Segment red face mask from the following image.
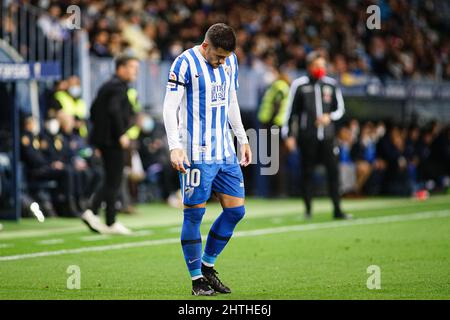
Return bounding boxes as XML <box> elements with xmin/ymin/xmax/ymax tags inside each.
<box><xmin>311</xmin><ymin>67</ymin><xmax>326</xmax><ymax>79</ymax></box>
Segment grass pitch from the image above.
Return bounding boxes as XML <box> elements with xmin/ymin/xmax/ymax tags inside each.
<box><xmin>0</xmin><ymin>195</ymin><xmax>449</xmax><ymax>299</ymax></box>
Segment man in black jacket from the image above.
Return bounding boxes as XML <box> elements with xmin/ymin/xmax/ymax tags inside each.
<box><xmin>20</xmin><ymin>115</ymin><xmax>78</xmax><ymax>217</ymax></box>
<box><xmin>82</xmin><ymin>55</ymin><xmax>139</xmax><ymax>234</ymax></box>
<box><xmin>283</xmin><ymin>51</ymin><xmax>351</xmax><ymax>220</ymax></box>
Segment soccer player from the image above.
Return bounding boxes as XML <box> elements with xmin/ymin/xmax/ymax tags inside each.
<box><xmin>163</xmin><ymin>23</ymin><xmax>252</xmax><ymax>296</ymax></box>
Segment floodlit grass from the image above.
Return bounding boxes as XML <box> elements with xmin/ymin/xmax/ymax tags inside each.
<box><xmin>0</xmin><ymin>195</ymin><xmax>449</xmax><ymax>299</ymax></box>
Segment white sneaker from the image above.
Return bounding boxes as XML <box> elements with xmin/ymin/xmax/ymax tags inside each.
<box><xmin>103</xmin><ymin>222</ymin><xmax>132</xmax><ymax>235</ymax></box>
<box><xmin>30</xmin><ymin>202</ymin><xmax>45</xmax><ymax>223</ymax></box>
<box><xmin>81</xmin><ymin>209</ymin><xmax>108</xmax><ymax>233</ymax></box>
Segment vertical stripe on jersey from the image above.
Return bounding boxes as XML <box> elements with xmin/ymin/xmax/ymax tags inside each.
<box><xmin>232</xmin><ymin>53</ymin><xmax>239</xmax><ymax>90</ymax></box>
<box><xmin>212</xmin><ymin>67</ymin><xmax>223</xmax><ymax>160</ymax></box>
<box><xmin>189</xmin><ymin>49</ymin><xmax>206</xmax><ymax>161</ymax></box>
<box><xmin>217</xmin><ymin>66</ymin><xmax>228</xmax><ymax>159</ymax></box>
<box><xmin>224</xmin><ymin>57</ymin><xmax>235</xmax><ymax>158</ymax></box>
<box><xmin>170</xmin><ymin>57</ymin><xmax>184</xmax><ymax>91</ymax></box>
<box><xmin>185</xmin><ymin>49</ymin><xmax>197</xmax><ymax>161</ymax></box>
<box><xmin>176</xmin><ymin>56</ymin><xmax>190</xmax><ymax>156</ymax></box>
<box><xmin>192</xmin><ymin>47</ymin><xmax>212</xmax><ymax>161</ymax></box>
<box><xmin>211</xmin><ymin>106</ymin><xmax>217</xmax><ymax>159</ymax></box>
<box><xmin>205</xmin><ymin>62</ymin><xmax>217</xmax><ymax>161</ymax></box>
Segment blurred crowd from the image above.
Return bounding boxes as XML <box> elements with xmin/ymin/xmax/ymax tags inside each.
<box><xmin>19</xmin><ymin>77</ymin><xmax>181</xmax><ymax>218</ymax></box>
<box><xmin>9</xmin><ymin>0</ymin><xmax>448</xmax><ymax>82</ymax></box>
<box><xmin>2</xmin><ymin>0</ymin><xmax>450</xmax><ymax>219</ymax></box>
<box><xmin>16</xmin><ymin>75</ymin><xmax>450</xmax><ymax>219</ymax></box>
<box><xmin>254</xmin><ymin>69</ymin><xmax>450</xmax><ymax>200</ymax></box>
<box><xmin>336</xmin><ymin>119</ymin><xmax>450</xmax><ymax>197</ymax></box>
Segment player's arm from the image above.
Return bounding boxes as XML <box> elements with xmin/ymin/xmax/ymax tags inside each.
<box><xmin>163</xmin><ymin>59</ymin><xmax>190</xmax><ymax>173</ymax></box>
<box><xmin>229</xmin><ymin>90</ymin><xmax>251</xmax><ymax>167</ymax></box>
<box><xmin>228</xmin><ymin>55</ymin><xmax>251</xmax><ymax>167</ymax></box>
<box><xmin>109</xmin><ymin>90</ymin><xmax>130</xmax><ymax>149</ymax></box>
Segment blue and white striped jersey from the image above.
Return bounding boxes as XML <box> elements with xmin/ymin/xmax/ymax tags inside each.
<box><xmin>163</xmin><ymin>45</ymin><xmax>247</xmax><ymax>163</ymax></box>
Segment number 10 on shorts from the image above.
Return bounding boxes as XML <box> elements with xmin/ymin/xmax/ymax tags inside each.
<box><xmin>185</xmin><ymin>168</ymin><xmax>201</xmax><ymax>187</ymax></box>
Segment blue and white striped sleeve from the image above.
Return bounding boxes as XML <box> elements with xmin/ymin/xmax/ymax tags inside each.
<box><xmin>230</xmin><ymin>53</ymin><xmax>239</xmax><ymax>91</ymax></box>
<box><xmin>167</xmin><ymin>55</ymin><xmax>190</xmax><ymax>91</ymax></box>
<box><xmin>228</xmin><ymin>53</ymin><xmax>248</xmax><ymax>145</ymax></box>
<box><xmin>163</xmin><ymin>55</ymin><xmax>190</xmax><ymax>151</ymax></box>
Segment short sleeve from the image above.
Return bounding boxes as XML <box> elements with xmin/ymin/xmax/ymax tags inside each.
<box><xmin>167</xmin><ymin>55</ymin><xmax>190</xmax><ymax>91</ymax></box>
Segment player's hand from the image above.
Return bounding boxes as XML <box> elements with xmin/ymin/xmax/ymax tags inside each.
<box><xmin>119</xmin><ymin>134</ymin><xmax>130</xmax><ymax>149</ymax></box>
<box><xmin>285</xmin><ymin>136</ymin><xmax>297</xmax><ymax>153</ymax></box>
<box><xmin>170</xmin><ymin>148</ymin><xmax>190</xmax><ymax>173</ymax></box>
<box><xmin>315</xmin><ymin>113</ymin><xmax>331</xmax><ymax>127</ymax></box>
<box><xmin>240</xmin><ymin>143</ymin><xmax>252</xmax><ymax>167</ymax></box>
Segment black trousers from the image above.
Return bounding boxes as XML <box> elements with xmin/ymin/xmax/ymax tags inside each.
<box><xmin>298</xmin><ymin>137</ymin><xmax>342</xmax><ymax>216</ymax></box>
<box><xmin>31</xmin><ymin>166</ymin><xmax>78</xmax><ymax>216</ymax></box>
<box><xmin>91</xmin><ymin>146</ymin><xmax>125</xmax><ymax>226</ymax></box>
<box><xmin>32</xmin><ymin>166</ymin><xmax>74</xmax><ymax>197</ymax></box>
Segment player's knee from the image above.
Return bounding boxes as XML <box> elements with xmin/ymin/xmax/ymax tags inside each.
<box><xmin>183</xmin><ymin>207</ymin><xmax>206</xmax><ymax>224</ymax></box>
<box><xmin>223</xmin><ymin>205</ymin><xmax>245</xmax><ymax>223</ymax></box>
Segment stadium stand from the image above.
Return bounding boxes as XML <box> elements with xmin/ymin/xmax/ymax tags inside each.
<box><xmin>0</xmin><ymin>0</ymin><xmax>449</xmax><ymax>220</ymax></box>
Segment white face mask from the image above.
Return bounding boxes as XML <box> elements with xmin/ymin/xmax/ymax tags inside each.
<box><xmin>141</xmin><ymin>116</ymin><xmax>155</xmax><ymax>133</ymax></box>
<box><xmin>68</xmin><ymin>85</ymin><xmax>82</xmax><ymax>98</ymax></box>
<box><xmin>376</xmin><ymin>126</ymin><xmax>386</xmax><ymax>138</ymax></box>
<box><xmin>45</xmin><ymin>119</ymin><xmax>60</xmax><ymax>135</ymax></box>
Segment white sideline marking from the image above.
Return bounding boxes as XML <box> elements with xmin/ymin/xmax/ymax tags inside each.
<box><xmin>80</xmin><ymin>235</ymin><xmax>111</xmax><ymax>242</ymax></box>
<box><xmin>2</xmin><ymin>196</ymin><xmax>449</xmax><ymax>240</ymax></box>
<box><xmin>130</xmin><ymin>230</ymin><xmax>153</xmax><ymax>237</ymax></box>
<box><xmin>167</xmin><ymin>227</ymin><xmax>182</xmax><ymax>233</ymax></box>
<box><xmin>1</xmin><ymin>210</ymin><xmax>449</xmax><ymax>262</ymax></box>
<box><xmin>80</xmin><ymin>230</ymin><xmax>153</xmax><ymax>242</ymax></box>
<box><xmin>37</xmin><ymin>239</ymin><xmax>65</xmax><ymax>245</ymax></box>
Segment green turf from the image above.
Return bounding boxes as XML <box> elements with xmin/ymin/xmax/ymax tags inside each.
<box><xmin>0</xmin><ymin>195</ymin><xmax>449</xmax><ymax>299</ymax></box>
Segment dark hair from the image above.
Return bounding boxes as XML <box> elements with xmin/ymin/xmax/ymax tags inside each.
<box><xmin>205</xmin><ymin>23</ymin><xmax>236</xmax><ymax>52</ymax></box>
<box><xmin>115</xmin><ymin>55</ymin><xmax>139</xmax><ymax>70</ymax></box>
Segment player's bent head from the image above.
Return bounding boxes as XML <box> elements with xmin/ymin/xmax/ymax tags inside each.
<box><xmin>115</xmin><ymin>55</ymin><xmax>140</xmax><ymax>82</ymax></box>
<box><xmin>203</xmin><ymin>23</ymin><xmax>236</xmax><ymax>68</ymax></box>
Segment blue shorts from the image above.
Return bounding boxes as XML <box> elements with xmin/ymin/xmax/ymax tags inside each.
<box><xmin>179</xmin><ymin>157</ymin><xmax>245</xmax><ymax>206</ymax></box>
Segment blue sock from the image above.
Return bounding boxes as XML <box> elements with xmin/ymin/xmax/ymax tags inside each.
<box><xmin>203</xmin><ymin>205</ymin><xmax>245</xmax><ymax>266</ymax></box>
<box><xmin>181</xmin><ymin>207</ymin><xmax>206</xmax><ymax>279</ymax></box>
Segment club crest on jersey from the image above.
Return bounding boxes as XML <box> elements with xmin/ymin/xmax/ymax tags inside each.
<box><xmin>211</xmin><ymin>81</ymin><xmax>226</xmax><ymax>105</ymax></box>
<box><xmin>184</xmin><ymin>186</ymin><xmax>195</xmax><ymax>198</ymax></box>
<box><xmin>322</xmin><ymin>85</ymin><xmax>333</xmax><ymax>104</ymax></box>
<box><xmin>223</xmin><ymin>65</ymin><xmax>231</xmax><ymax>75</ymax></box>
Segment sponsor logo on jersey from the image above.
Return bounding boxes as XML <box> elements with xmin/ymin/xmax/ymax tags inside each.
<box><xmin>211</xmin><ymin>81</ymin><xmax>226</xmax><ymax>105</ymax></box>
<box><xmin>184</xmin><ymin>186</ymin><xmax>195</xmax><ymax>198</ymax></box>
